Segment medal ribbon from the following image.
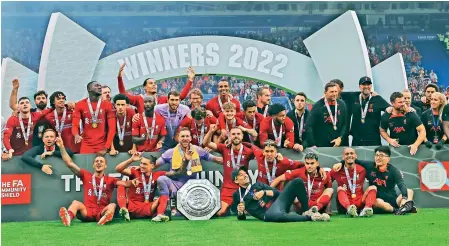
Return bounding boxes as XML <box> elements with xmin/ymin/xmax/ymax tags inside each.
<box><xmin>359</xmin><ymin>94</ymin><xmax>372</xmax><ymax>122</ymax></box>
<box><xmin>143</xmin><ymin>112</ymin><xmax>156</xmax><ymax>141</ymax></box>
<box><xmin>87</xmin><ymin>98</ymin><xmax>102</xmax><ymax>125</ymax></box>
<box><xmin>271</xmin><ymin>119</ymin><xmax>283</xmax><ymax>147</ymax></box>
<box><xmin>239</xmin><ymin>185</ymin><xmax>251</xmax><ymax>202</ymax></box>
<box><xmin>344</xmin><ymin>166</ymin><xmax>357</xmax><ymax>196</ymax></box>
<box><xmin>54</xmin><ymin>108</ymin><xmax>67</xmax><ymax>136</ymax></box>
<box><xmin>218</xmin><ymin>96</ymin><xmax>230</xmax><ymax>112</ymax></box>
<box><xmin>19</xmin><ymin>114</ymin><xmax>31</xmax><ymax>143</ymax></box>
<box><xmin>194</xmin><ymin>122</ymin><xmax>205</xmax><ymax>146</ymax></box>
<box><xmin>264</xmin><ymin>158</ymin><xmax>277</xmax><ymax>185</ymax></box>
<box><xmin>295</xmin><ymin>111</ymin><xmax>304</xmax><ymax>140</ymax></box>
<box><xmin>230</xmin><ymin>145</ymin><xmax>244</xmax><ymax>169</ymax></box>
<box><xmin>324</xmin><ymin>98</ymin><xmax>338</xmax><ymax>129</ymax></box>
<box><xmin>92</xmin><ymin>175</ymin><xmax>105</xmax><ymax>204</ymax></box>
<box><xmin>307</xmin><ymin>173</ymin><xmax>316</xmax><ymax>199</ymax></box>
<box><xmin>141</xmin><ymin>172</ymin><xmax>153</xmax><ymax>201</ymax></box>
<box><xmin>116</xmin><ymin>114</ymin><xmax>127</xmax><ymax>142</ymax></box>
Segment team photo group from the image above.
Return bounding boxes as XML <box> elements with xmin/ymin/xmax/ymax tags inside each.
<box><xmin>6</xmin><ymin>60</ymin><xmax>445</xmax><ymax>225</ymax></box>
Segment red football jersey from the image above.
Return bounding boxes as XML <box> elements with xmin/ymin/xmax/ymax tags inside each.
<box><xmin>127</xmin><ymin>168</ymin><xmax>166</xmax><ymax>203</ymax></box>
<box><xmin>79</xmin><ymin>169</ymin><xmax>118</xmax><ymax>208</ymax></box>
<box><xmin>45</xmin><ymin>108</ymin><xmax>81</xmax><ymax>153</ymax></box>
<box><xmin>236</xmin><ymin>112</ymin><xmax>264</xmax><ymax>132</ymax></box>
<box><xmin>114</xmin><ymin>107</ymin><xmax>135</xmax><ymax>152</ymax></box>
<box><xmin>284</xmin><ymin>167</ymin><xmax>332</xmax><ymax>201</ymax></box>
<box><xmin>259</xmin><ymin>116</ymin><xmax>295</xmax><ymax>148</ymax></box>
<box><xmin>131</xmin><ymin>112</ymin><xmax>167</xmax><ymax>152</ymax></box>
<box><xmin>72</xmin><ymin>98</ymin><xmax>116</xmax><ymax>153</ymax></box>
<box><xmin>3</xmin><ymin>109</ymin><xmax>52</xmax><ymax>156</ymax></box>
<box><xmin>216</xmin><ymin>143</ymin><xmax>254</xmax><ymax>189</ymax></box>
<box><xmin>205</xmin><ymin>95</ymin><xmax>241</xmax><ymax>118</ymax></box>
<box><xmin>330</xmin><ymin>164</ymin><xmax>366</xmax><ymax>197</ymax></box>
<box><xmin>177</xmin><ymin>116</ymin><xmax>218</xmax><ymax>146</ymax></box>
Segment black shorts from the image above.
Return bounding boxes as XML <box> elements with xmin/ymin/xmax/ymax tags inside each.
<box><xmin>377</xmin><ymin>192</ymin><xmax>400</xmax><ymax>209</ymax></box>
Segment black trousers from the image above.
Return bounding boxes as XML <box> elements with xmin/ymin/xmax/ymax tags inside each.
<box><xmin>264</xmin><ymin>178</ymin><xmax>312</xmax><ymax>222</ymax></box>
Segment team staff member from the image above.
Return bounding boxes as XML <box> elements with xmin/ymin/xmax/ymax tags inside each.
<box><xmin>231</xmin><ymin>166</ymin><xmax>330</xmax><ymax>222</ymax></box>
<box><xmin>21</xmin><ymin>129</ymin><xmax>74</xmax><ymax>175</ymax></box>
<box><xmin>117</xmin><ymin>64</ymin><xmax>193</xmax><ymax>112</ymax></box>
<box><xmin>237</xmin><ymin>100</ymin><xmax>265</xmax><ymax>144</ymax></box>
<box><xmin>287</xmin><ymin>92</ymin><xmax>309</xmax><ymax>148</ymax></box>
<box><xmin>115</xmin><ymin>152</ymin><xmax>166</xmax><ymax>221</ymax></box>
<box><xmin>206</xmin><ymin>78</ymin><xmax>241</xmax><ymax>118</ymax></box>
<box><xmin>333</xmin><ymin>146</ymin><xmax>416</xmax><ymax>215</ymax></box>
<box><xmin>270</xmin><ymin>153</ymin><xmax>333</xmax><ymax>215</ymax></box>
<box><xmin>110</xmin><ymin>94</ymin><xmax>136</xmax><ymax>155</ymax></box>
<box><xmin>330</xmin><ymin>148</ymin><xmax>377</xmax><ymax>217</ymax></box>
<box><xmin>56</xmin><ymin>137</ymin><xmax>138</xmax><ymax>226</ymax></box>
<box><xmin>421</xmin><ymin>92</ymin><xmax>447</xmax><ymax>149</ymax></box>
<box><xmin>203</xmin><ymin>125</ymin><xmax>254</xmax><ymax>216</ymax></box>
<box><xmin>306</xmin><ymin>82</ymin><xmax>348</xmax><ymax>147</ymax></box>
<box><xmin>380</xmin><ymin>92</ymin><xmax>426</xmax><ymax>156</ymax></box>
<box><xmin>177</xmin><ymin>107</ymin><xmax>217</xmax><ymax>147</ymax></box>
<box><xmin>256</xmin><ymin>86</ymin><xmax>271</xmax><ymax>117</ymax></box>
<box><xmin>46</xmin><ymin>91</ymin><xmax>81</xmax><ymax>153</ymax></box>
<box><xmin>132</xmin><ymin>95</ymin><xmax>167</xmax><ymax>152</ymax></box>
<box><xmin>349</xmin><ymin>77</ymin><xmax>390</xmax><ymax>146</ymax></box>
<box><xmin>412</xmin><ymin>84</ymin><xmax>438</xmax><ymax>113</ymax></box>
<box><xmin>259</xmin><ymin>103</ymin><xmax>296</xmax><ymax>150</ymax></box>
<box><xmin>403</xmin><ymin>89</ymin><xmax>422</xmax><ymax>116</ymax></box>
<box><xmin>101</xmin><ymin>85</ymin><xmax>112</xmax><ymax>102</ymax></box>
<box><xmin>4</xmin><ymin>97</ymin><xmax>53</xmax><ymax>157</ymax></box>
<box><xmin>72</xmin><ymin>81</ymin><xmax>116</xmax><ymax>154</ymax></box>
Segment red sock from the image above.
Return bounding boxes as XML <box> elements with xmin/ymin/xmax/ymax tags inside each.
<box><xmin>116</xmin><ymin>186</ymin><xmax>127</xmax><ymax>209</ymax></box>
<box><xmin>316</xmin><ymin>195</ymin><xmax>331</xmax><ymax>210</ymax></box>
<box><xmin>364</xmin><ymin>189</ymin><xmax>377</xmax><ymax>208</ymax></box>
<box><xmin>157</xmin><ymin>195</ymin><xmax>169</xmax><ymax>215</ymax></box>
<box><xmin>68</xmin><ymin>211</ymin><xmax>75</xmax><ymax>220</ymax></box>
<box><xmin>338</xmin><ymin>190</ymin><xmax>350</xmax><ymax>209</ymax></box>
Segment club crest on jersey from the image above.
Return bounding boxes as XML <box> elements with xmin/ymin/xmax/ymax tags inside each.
<box><xmin>226</xmin><ymin>161</ymin><xmax>231</xmax><ymax>167</ymax></box>
<box><xmin>16</xmin><ymin>132</ymin><xmax>21</xmax><ymax>138</ymax></box>
<box><xmin>371</xmin><ymin>171</ymin><xmax>376</xmax><ymax>177</ymax></box>
<box><xmin>85</xmin><ymin>118</ymin><xmax>90</xmax><ymax>124</ymax></box>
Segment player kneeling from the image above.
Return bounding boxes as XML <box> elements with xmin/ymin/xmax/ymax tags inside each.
<box><xmin>56</xmin><ymin>137</ymin><xmax>138</xmax><ymax>226</ymax></box>
<box><xmin>271</xmin><ymin>153</ymin><xmax>333</xmax><ymax>216</ymax></box>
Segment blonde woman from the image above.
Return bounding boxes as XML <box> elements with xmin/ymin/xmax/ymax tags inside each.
<box><xmin>421</xmin><ymin>92</ymin><xmax>447</xmax><ymax>149</ymax></box>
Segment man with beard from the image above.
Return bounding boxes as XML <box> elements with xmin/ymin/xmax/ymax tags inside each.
<box><xmin>9</xmin><ymin>79</ymin><xmax>48</xmax><ymax>113</ymax></box>
<box><xmin>259</xmin><ymin>103</ymin><xmax>296</xmax><ymax>151</ymax></box>
<box><xmin>330</xmin><ymin>148</ymin><xmax>377</xmax><ymax>217</ymax></box>
<box><xmin>109</xmin><ymin>94</ymin><xmax>136</xmax><ymax>155</ymax></box>
<box><xmin>56</xmin><ymin>137</ymin><xmax>139</xmax><ymax>226</ymax></box>
<box><xmin>21</xmin><ymin>129</ymin><xmax>74</xmax><ymax>175</ymax></box>
<box><xmin>270</xmin><ymin>153</ymin><xmax>333</xmax><ymax>215</ymax></box>
<box><xmin>101</xmin><ymin>86</ymin><xmax>112</xmax><ymax>102</ymax></box>
<box><xmin>132</xmin><ymin>95</ymin><xmax>167</xmax><ymax>152</ymax></box>
<box><xmin>46</xmin><ymin>91</ymin><xmax>81</xmax><ymax>153</ymax></box>
<box><xmin>178</xmin><ymin>106</ymin><xmax>217</xmax><ymax>148</ymax></box>
<box><xmin>151</xmin><ymin>128</ymin><xmax>222</xmax><ymax>222</ymax></box>
<box><xmin>412</xmin><ymin>84</ymin><xmax>438</xmax><ymax>113</ymax></box>
<box><xmin>72</xmin><ymin>81</ymin><xmax>116</xmax><ymax>154</ymax></box>
<box><xmin>333</xmin><ymin>146</ymin><xmax>416</xmax><ymax>215</ymax></box>
<box><xmin>287</xmin><ymin>92</ymin><xmax>309</xmax><ymax>148</ymax></box>
<box><xmin>380</xmin><ymin>92</ymin><xmax>426</xmax><ymax>156</ymax></box>
<box><xmin>115</xmin><ymin>152</ymin><xmax>166</xmax><ymax>221</ymax></box>
<box><xmin>237</xmin><ymin>100</ymin><xmax>264</xmax><ymax>145</ymax></box>
<box><xmin>256</xmin><ymin>86</ymin><xmax>271</xmax><ymax>117</ymax></box>
<box><xmin>117</xmin><ymin>64</ymin><xmax>193</xmax><ymax>113</ymax></box>
<box><xmin>203</xmin><ymin>125</ymin><xmax>255</xmax><ymax>216</ymax></box>
<box><xmin>347</xmin><ymin>77</ymin><xmax>390</xmax><ymax>146</ymax></box>
<box><xmin>206</xmin><ymin>78</ymin><xmax>241</xmax><ymax>118</ymax></box>
<box><xmin>3</xmin><ymin>97</ymin><xmax>53</xmax><ymax>157</ymax></box>
<box><xmin>217</xmin><ymin>102</ymin><xmax>256</xmax><ymax>144</ymax></box>
<box><xmin>154</xmin><ymin>91</ymin><xmax>190</xmax><ymax>151</ymax></box>
<box><xmin>231</xmin><ymin>166</ymin><xmax>330</xmax><ymax>222</ymax></box>
<box><xmin>306</xmin><ymin>82</ymin><xmax>348</xmax><ymax>147</ymax></box>
<box><xmin>403</xmin><ymin>89</ymin><xmax>422</xmax><ymax>116</ymax></box>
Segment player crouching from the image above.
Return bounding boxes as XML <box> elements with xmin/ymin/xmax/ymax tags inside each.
<box><xmin>56</xmin><ymin>137</ymin><xmax>139</xmax><ymax>226</ymax></box>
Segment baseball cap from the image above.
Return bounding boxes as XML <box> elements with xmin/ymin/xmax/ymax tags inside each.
<box><xmin>359</xmin><ymin>76</ymin><xmax>372</xmax><ymax>85</ymax></box>
<box><xmin>232</xmin><ymin>166</ymin><xmax>248</xmax><ymax>181</ymax></box>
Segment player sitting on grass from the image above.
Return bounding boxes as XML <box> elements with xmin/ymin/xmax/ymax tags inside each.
<box><xmin>231</xmin><ymin>166</ymin><xmax>330</xmax><ymax>222</ymax></box>
<box><xmin>56</xmin><ymin>137</ymin><xmax>139</xmax><ymax>226</ymax></box>
<box><xmin>333</xmin><ymin>146</ymin><xmax>416</xmax><ymax>215</ymax></box>
<box><xmin>330</xmin><ymin>148</ymin><xmax>377</xmax><ymax>217</ymax></box>
<box><xmin>115</xmin><ymin>152</ymin><xmax>166</xmax><ymax>221</ymax></box>
<box><xmin>270</xmin><ymin>153</ymin><xmax>333</xmax><ymax>216</ymax></box>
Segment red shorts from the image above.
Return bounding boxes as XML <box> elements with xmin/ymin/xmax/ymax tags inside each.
<box><xmin>337</xmin><ymin>196</ymin><xmax>365</xmax><ymax>214</ymax></box>
<box><xmin>220</xmin><ymin>187</ymin><xmax>237</xmax><ymax>205</ymax></box>
<box><xmin>80</xmin><ymin>206</ymin><xmax>104</xmax><ymax>222</ymax></box>
<box><xmin>128</xmin><ymin>201</ymin><xmax>154</xmax><ymax>218</ymax></box>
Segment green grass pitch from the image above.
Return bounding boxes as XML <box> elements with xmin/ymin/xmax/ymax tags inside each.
<box><xmin>2</xmin><ymin>208</ymin><xmax>449</xmax><ymax>246</ymax></box>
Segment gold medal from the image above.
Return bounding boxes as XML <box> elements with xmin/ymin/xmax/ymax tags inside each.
<box><xmin>92</xmin><ymin>122</ymin><xmax>98</xmax><ymax>128</ymax></box>
<box><xmin>333</xmin><ymin>125</ymin><xmax>337</xmax><ymax>130</ymax></box>
<box><xmin>38</xmin><ymin>133</ymin><xmax>42</xmax><ymax>138</ymax></box>
<box><xmin>187</xmin><ymin>170</ymin><xmax>192</xmax><ymax>176</ymax></box>
<box><xmin>351</xmin><ymin>194</ymin><xmax>356</xmax><ymax>198</ymax></box>
<box><xmin>25</xmin><ymin>141</ymin><xmax>29</xmax><ymax>146</ymax></box>
<box><xmin>361</xmin><ymin>119</ymin><xmax>365</xmax><ymax>124</ymax></box>
<box><xmin>120</xmin><ymin>140</ymin><xmax>124</xmax><ymax>146</ymax></box>
<box><xmin>144</xmin><ymin>200</ymin><xmax>149</xmax><ymax>203</ymax></box>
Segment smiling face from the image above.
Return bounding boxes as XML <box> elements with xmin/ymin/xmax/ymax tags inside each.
<box><xmin>139</xmin><ymin>157</ymin><xmax>154</xmax><ymax>174</ymax></box>
<box><xmin>234</xmin><ymin>170</ymin><xmax>250</xmax><ymax>186</ymax></box>
<box><xmin>359</xmin><ymin>83</ymin><xmax>372</xmax><ymax>96</ymax></box>
<box><xmin>168</xmin><ymin>95</ymin><xmax>181</xmax><ymax>111</ymax></box>
<box><xmin>343</xmin><ymin>148</ymin><xmax>357</xmax><ymax>166</ymax></box>
<box><xmin>92</xmin><ymin>156</ymin><xmax>107</xmax><ymax>173</ymax></box>
<box><xmin>430</xmin><ymin>93</ymin><xmax>444</xmax><ymax>110</ymax></box>
<box><xmin>230</xmin><ymin>128</ymin><xmax>243</xmax><ymax>146</ymax></box>
<box><xmin>218</xmin><ymin>81</ymin><xmax>230</xmax><ymax>97</ymax></box>
<box><xmin>178</xmin><ymin>129</ymin><xmax>192</xmax><ymax>148</ymax></box>
<box><xmin>54</xmin><ymin>94</ymin><xmax>66</xmax><ymax>109</ymax></box>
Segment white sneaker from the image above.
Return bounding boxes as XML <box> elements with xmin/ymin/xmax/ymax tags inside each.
<box><xmin>347</xmin><ymin>205</ymin><xmax>358</xmax><ymax>217</ymax></box>
<box><xmin>320</xmin><ymin>213</ymin><xmax>331</xmax><ymax>222</ymax></box>
<box><xmin>302</xmin><ymin>209</ymin><xmax>314</xmax><ymax>217</ymax></box>
<box><xmin>310</xmin><ymin>206</ymin><xmax>319</xmax><ymax>213</ymax></box>
<box><xmin>119</xmin><ymin>207</ymin><xmax>131</xmax><ymax>221</ymax></box>
<box><xmin>59</xmin><ymin>207</ymin><xmax>71</xmax><ymax>227</ymax></box>
<box><xmin>152</xmin><ymin>214</ymin><xmax>169</xmax><ymax>222</ymax></box>
<box><xmin>311</xmin><ymin>212</ymin><xmax>330</xmax><ymax>222</ymax></box>
<box><xmin>359</xmin><ymin>207</ymin><xmax>373</xmax><ymax>217</ymax></box>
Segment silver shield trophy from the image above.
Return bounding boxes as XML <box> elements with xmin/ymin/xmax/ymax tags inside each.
<box><xmin>176</xmin><ymin>179</ymin><xmax>221</xmax><ymax>220</ymax></box>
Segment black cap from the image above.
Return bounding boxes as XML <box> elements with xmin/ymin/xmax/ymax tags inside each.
<box><xmin>232</xmin><ymin>166</ymin><xmax>248</xmax><ymax>181</ymax></box>
<box><xmin>359</xmin><ymin>76</ymin><xmax>372</xmax><ymax>85</ymax></box>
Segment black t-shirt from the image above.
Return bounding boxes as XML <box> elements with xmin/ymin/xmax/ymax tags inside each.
<box><xmin>380</xmin><ymin>111</ymin><xmax>422</xmax><ymax>145</ymax></box>
<box><xmin>350</xmin><ymin>94</ymin><xmax>390</xmax><ymax>143</ymax></box>
<box><xmin>412</xmin><ymin>101</ymin><xmax>430</xmax><ymax>114</ymax></box>
<box><xmin>421</xmin><ymin>109</ymin><xmax>445</xmax><ymax>143</ymax></box>
<box><xmin>286</xmin><ymin>109</ymin><xmax>309</xmax><ymax>146</ymax></box>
